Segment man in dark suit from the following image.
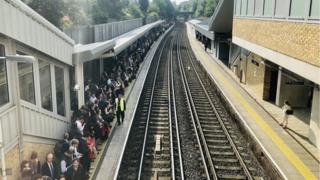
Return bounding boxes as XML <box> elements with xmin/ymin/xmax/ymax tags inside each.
<box><xmin>41</xmin><ymin>152</ymin><xmax>59</xmax><ymax>180</ymax></box>
<box><xmin>65</xmin><ymin>159</ymin><xmax>86</xmax><ymax>180</ymax></box>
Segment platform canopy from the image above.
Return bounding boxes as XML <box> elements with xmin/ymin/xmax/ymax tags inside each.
<box><xmin>72</xmin><ymin>40</ymin><xmax>116</xmax><ymax>65</ymax></box>
<box><xmin>72</xmin><ymin>20</ymin><xmax>164</xmax><ymax>64</ymax></box>
<box><xmin>112</xmin><ymin>20</ymin><xmax>165</xmax><ymax>56</ymax></box>
<box><xmin>189</xmin><ymin>19</ymin><xmax>214</xmax><ymax>40</ymax></box>
<box><xmin>209</xmin><ymin>0</ymin><xmax>234</xmax><ymax>33</ymax></box>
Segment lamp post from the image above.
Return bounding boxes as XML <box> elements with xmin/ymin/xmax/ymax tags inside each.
<box><xmin>0</xmin><ymin>55</ymin><xmax>36</xmax><ymax>180</ymax></box>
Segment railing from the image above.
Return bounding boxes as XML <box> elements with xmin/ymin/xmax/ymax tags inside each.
<box><xmin>65</xmin><ymin>17</ymin><xmax>158</xmax><ymax>44</ymax></box>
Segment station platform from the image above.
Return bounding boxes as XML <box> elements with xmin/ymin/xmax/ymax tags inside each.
<box><xmin>186</xmin><ymin>23</ymin><xmax>319</xmax><ymax>180</ymax></box>
<box><xmin>93</xmin><ymin>25</ymin><xmax>173</xmax><ymax>180</ymax></box>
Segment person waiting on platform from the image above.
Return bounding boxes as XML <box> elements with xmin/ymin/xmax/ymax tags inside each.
<box><xmin>280</xmin><ymin>100</ymin><xmax>293</xmax><ymax>128</ymax></box>
<box><xmin>205</xmin><ymin>38</ymin><xmax>210</xmax><ymax>52</ymax></box>
<box><xmin>65</xmin><ymin>159</ymin><xmax>86</xmax><ymax>180</ymax></box>
<box><xmin>115</xmin><ymin>93</ymin><xmax>126</xmax><ymax>125</ymax></box>
<box><xmin>41</xmin><ymin>153</ymin><xmax>59</xmax><ymax>180</ymax></box>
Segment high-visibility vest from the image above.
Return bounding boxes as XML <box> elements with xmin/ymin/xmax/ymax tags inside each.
<box><xmin>116</xmin><ymin>97</ymin><xmax>125</xmax><ymax>112</ymax></box>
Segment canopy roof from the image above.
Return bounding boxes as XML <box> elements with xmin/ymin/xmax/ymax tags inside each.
<box><xmin>72</xmin><ymin>20</ymin><xmax>164</xmax><ymax>64</ymax></box>
<box><xmin>189</xmin><ymin>19</ymin><xmax>214</xmax><ymax>40</ymax></box>
<box><xmin>209</xmin><ymin>0</ymin><xmax>234</xmax><ymax>33</ymax></box>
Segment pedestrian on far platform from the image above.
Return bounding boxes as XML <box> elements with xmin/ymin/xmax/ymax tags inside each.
<box><xmin>280</xmin><ymin>100</ymin><xmax>293</xmax><ymax>128</ymax></box>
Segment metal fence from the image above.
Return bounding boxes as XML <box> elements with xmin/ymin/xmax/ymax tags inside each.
<box><xmin>65</xmin><ymin>17</ymin><xmax>158</xmax><ymax>44</ymax></box>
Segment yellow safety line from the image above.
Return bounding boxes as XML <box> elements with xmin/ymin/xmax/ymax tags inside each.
<box><xmin>190</xmin><ymin>32</ymin><xmax>317</xmax><ymax>180</ymax></box>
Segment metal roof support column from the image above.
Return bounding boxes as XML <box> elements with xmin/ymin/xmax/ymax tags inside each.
<box><xmin>75</xmin><ymin>63</ymin><xmax>85</xmax><ymax>109</ymax></box>
<box><xmin>275</xmin><ymin>67</ymin><xmax>282</xmax><ymax>106</ymax></box>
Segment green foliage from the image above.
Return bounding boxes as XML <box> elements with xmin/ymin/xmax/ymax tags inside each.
<box><xmin>194</xmin><ymin>0</ymin><xmax>205</xmax><ymax>17</ymax></box>
<box><xmin>149</xmin><ymin>0</ymin><xmax>175</xmax><ymax>19</ymax></box>
<box><xmin>92</xmin><ymin>0</ymin><xmax>124</xmax><ymax>23</ymax></box>
<box><xmin>139</xmin><ymin>0</ymin><xmax>149</xmax><ymax>15</ymax></box>
<box><xmin>62</xmin><ymin>0</ymin><xmax>89</xmax><ymax>28</ymax></box>
<box><xmin>124</xmin><ymin>3</ymin><xmax>144</xmax><ymax>19</ymax></box>
<box><xmin>178</xmin><ymin>1</ymin><xmax>193</xmax><ymax>12</ymax></box>
<box><xmin>204</xmin><ymin>0</ymin><xmax>218</xmax><ymax>17</ymax></box>
<box><xmin>28</xmin><ymin>0</ymin><xmax>64</xmax><ymax>28</ymax></box>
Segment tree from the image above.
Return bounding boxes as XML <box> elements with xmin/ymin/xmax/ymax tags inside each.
<box><xmin>195</xmin><ymin>0</ymin><xmax>205</xmax><ymax>16</ymax></box>
<box><xmin>204</xmin><ymin>0</ymin><xmax>218</xmax><ymax>17</ymax></box>
<box><xmin>92</xmin><ymin>0</ymin><xmax>124</xmax><ymax>24</ymax></box>
<box><xmin>150</xmin><ymin>0</ymin><xmax>175</xmax><ymax>19</ymax></box>
<box><xmin>27</xmin><ymin>0</ymin><xmax>64</xmax><ymax>28</ymax></box>
<box><xmin>62</xmin><ymin>0</ymin><xmax>89</xmax><ymax>28</ymax></box>
<box><xmin>124</xmin><ymin>3</ymin><xmax>144</xmax><ymax>19</ymax></box>
<box><xmin>139</xmin><ymin>0</ymin><xmax>149</xmax><ymax>16</ymax></box>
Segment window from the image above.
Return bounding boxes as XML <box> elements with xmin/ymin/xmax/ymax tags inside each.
<box><xmin>275</xmin><ymin>0</ymin><xmax>290</xmax><ymax>17</ymax></box>
<box><xmin>18</xmin><ymin>51</ymin><xmax>35</xmax><ymax>104</ymax></box>
<box><xmin>39</xmin><ymin>60</ymin><xmax>52</xmax><ymax>111</ymax></box>
<box><xmin>310</xmin><ymin>0</ymin><xmax>320</xmax><ymax>18</ymax></box>
<box><xmin>255</xmin><ymin>0</ymin><xmax>264</xmax><ymax>16</ymax></box>
<box><xmin>0</xmin><ymin>44</ymin><xmax>9</xmax><ymax>107</ymax></box>
<box><xmin>264</xmin><ymin>0</ymin><xmax>275</xmax><ymax>16</ymax></box>
<box><xmin>247</xmin><ymin>0</ymin><xmax>255</xmax><ymax>16</ymax></box>
<box><xmin>236</xmin><ymin>0</ymin><xmax>242</xmax><ymax>16</ymax></box>
<box><xmin>290</xmin><ymin>0</ymin><xmax>306</xmax><ymax>18</ymax></box>
<box><xmin>241</xmin><ymin>0</ymin><xmax>248</xmax><ymax>15</ymax></box>
<box><xmin>55</xmin><ymin>66</ymin><xmax>65</xmax><ymax>116</ymax></box>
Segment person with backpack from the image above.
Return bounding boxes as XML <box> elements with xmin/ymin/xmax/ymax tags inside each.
<box><xmin>280</xmin><ymin>100</ymin><xmax>293</xmax><ymax>128</ymax></box>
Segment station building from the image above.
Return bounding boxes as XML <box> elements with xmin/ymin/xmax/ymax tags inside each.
<box><xmin>231</xmin><ymin>0</ymin><xmax>320</xmax><ymax>149</ymax></box>
<box><xmin>0</xmin><ymin>0</ymin><xmax>164</xmax><ymax>179</ymax></box>
<box><xmin>189</xmin><ymin>0</ymin><xmax>320</xmax><ymax>150</ymax></box>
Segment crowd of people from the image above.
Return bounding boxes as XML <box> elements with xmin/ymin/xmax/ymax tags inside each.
<box><xmin>19</xmin><ymin>25</ymin><xmax>168</xmax><ymax>180</ymax></box>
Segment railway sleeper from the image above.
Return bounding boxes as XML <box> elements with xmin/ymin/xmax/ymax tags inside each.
<box><xmin>217</xmin><ymin>174</ymin><xmax>247</xmax><ymax>180</ymax></box>
<box><xmin>210</xmin><ymin>150</ymin><xmax>235</xmax><ymax>156</ymax></box>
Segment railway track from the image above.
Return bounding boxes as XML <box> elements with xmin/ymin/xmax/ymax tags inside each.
<box><xmin>117</xmin><ymin>24</ymin><xmax>266</xmax><ymax>180</ymax></box>
<box><xmin>118</xmin><ymin>28</ymin><xmax>184</xmax><ymax>180</ymax></box>
<box><xmin>176</xmin><ymin>25</ymin><xmax>265</xmax><ymax>179</ymax></box>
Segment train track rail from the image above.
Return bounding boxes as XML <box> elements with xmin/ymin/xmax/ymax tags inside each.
<box><xmin>118</xmin><ymin>28</ymin><xmax>184</xmax><ymax>180</ymax></box>
<box><xmin>176</xmin><ymin>25</ymin><xmax>264</xmax><ymax>179</ymax></box>
<box><xmin>117</xmin><ymin>24</ymin><xmax>266</xmax><ymax>180</ymax></box>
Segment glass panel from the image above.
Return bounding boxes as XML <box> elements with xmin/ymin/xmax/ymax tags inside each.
<box><xmin>310</xmin><ymin>0</ymin><xmax>320</xmax><ymax>18</ymax></box>
<box><xmin>290</xmin><ymin>0</ymin><xmax>306</xmax><ymax>18</ymax></box>
<box><xmin>55</xmin><ymin>66</ymin><xmax>65</xmax><ymax>116</ymax></box>
<box><xmin>39</xmin><ymin>60</ymin><xmax>52</xmax><ymax>111</ymax></box>
<box><xmin>255</xmin><ymin>0</ymin><xmax>264</xmax><ymax>16</ymax></box>
<box><xmin>247</xmin><ymin>0</ymin><xmax>255</xmax><ymax>15</ymax></box>
<box><xmin>264</xmin><ymin>0</ymin><xmax>274</xmax><ymax>16</ymax></box>
<box><xmin>275</xmin><ymin>0</ymin><xmax>290</xmax><ymax>17</ymax></box>
<box><xmin>17</xmin><ymin>51</ymin><xmax>35</xmax><ymax>104</ymax></box>
<box><xmin>0</xmin><ymin>44</ymin><xmax>9</xmax><ymax>107</ymax></box>
<box><xmin>241</xmin><ymin>0</ymin><xmax>248</xmax><ymax>15</ymax></box>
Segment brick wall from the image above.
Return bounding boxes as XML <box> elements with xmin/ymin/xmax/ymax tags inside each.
<box><xmin>0</xmin><ymin>143</ymin><xmax>54</xmax><ymax>180</ymax></box>
<box><xmin>1</xmin><ymin>145</ymin><xmax>20</xmax><ymax>180</ymax></box>
<box><xmin>23</xmin><ymin>143</ymin><xmax>55</xmax><ymax>164</ymax></box>
<box><xmin>233</xmin><ymin>18</ymin><xmax>320</xmax><ymax>67</ymax></box>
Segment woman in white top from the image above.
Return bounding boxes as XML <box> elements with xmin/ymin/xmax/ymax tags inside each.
<box><xmin>280</xmin><ymin>100</ymin><xmax>292</xmax><ymax>128</ymax></box>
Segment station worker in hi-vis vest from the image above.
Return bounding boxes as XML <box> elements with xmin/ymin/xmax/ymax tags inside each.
<box><xmin>115</xmin><ymin>93</ymin><xmax>126</xmax><ymax>125</ymax></box>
